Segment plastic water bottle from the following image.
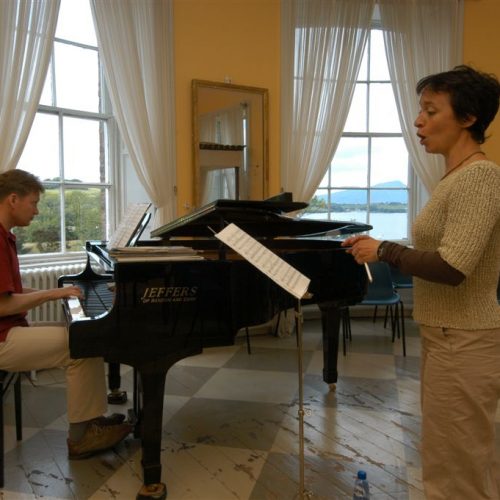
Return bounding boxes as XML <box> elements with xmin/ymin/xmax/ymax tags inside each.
<box><xmin>353</xmin><ymin>470</ymin><xmax>370</xmax><ymax>499</ymax></box>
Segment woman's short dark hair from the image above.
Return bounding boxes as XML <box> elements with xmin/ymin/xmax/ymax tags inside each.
<box><xmin>416</xmin><ymin>65</ymin><xmax>500</xmax><ymax>144</ymax></box>
<box><xmin>0</xmin><ymin>169</ymin><xmax>45</xmax><ymax>201</ymax></box>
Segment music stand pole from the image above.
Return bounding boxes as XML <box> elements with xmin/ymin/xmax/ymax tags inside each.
<box><xmin>295</xmin><ymin>298</ymin><xmax>312</xmax><ymax>499</ymax></box>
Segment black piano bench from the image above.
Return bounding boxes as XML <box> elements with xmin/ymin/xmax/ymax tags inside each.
<box><xmin>0</xmin><ymin>370</ymin><xmax>23</xmax><ymax>488</ymax></box>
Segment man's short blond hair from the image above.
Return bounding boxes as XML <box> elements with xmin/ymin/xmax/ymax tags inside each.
<box><xmin>0</xmin><ymin>169</ymin><xmax>45</xmax><ymax>201</ymax></box>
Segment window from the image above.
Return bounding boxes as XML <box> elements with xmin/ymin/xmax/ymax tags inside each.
<box><xmin>16</xmin><ymin>0</ymin><xmax>114</xmax><ymax>256</ymax></box>
<box><xmin>303</xmin><ymin>29</ymin><xmax>410</xmax><ymax>241</ymax></box>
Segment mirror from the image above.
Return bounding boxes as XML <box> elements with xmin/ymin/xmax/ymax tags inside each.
<box><xmin>192</xmin><ymin>79</ymin><xmax>269</xmax><ymax>207</ymax></box>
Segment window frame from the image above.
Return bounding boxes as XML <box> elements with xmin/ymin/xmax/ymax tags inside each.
<box><xmin>303</xmin><ymin>27</ymin><xmax>413</xmax><ymax>243</ymax></box>
<box><xmin>18</xmin><ymin>28</ymin><xmax>120</xmax><ymax>266</ymax></box>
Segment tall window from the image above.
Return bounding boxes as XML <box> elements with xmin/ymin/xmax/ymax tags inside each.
<box><xmin>16</xmin><ymin>0</ymin><xmax>114</xmax><ymax>256</ymax></box>
<box><xmin>303</xmin><ymin>29</ymin><xmax>410</xmax><ymax>241</ymax></box>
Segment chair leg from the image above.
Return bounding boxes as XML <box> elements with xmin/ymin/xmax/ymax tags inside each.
<box><xmin>346</xmin><ymin>308</ymin><xmax>352</xmax><ymax>342</ymax></box>
<box><xmin>341</xmin><ymin>307</ymin><xmax>348</xmax><ymax>355</ymax></box>
<box><xmin>399</xmin><ymin>301</ymin><xmax>406</xmax><ymax>357</ymax></box>
<box><xmin>383</xmin><ymin>306</ymin><xmax>389</xmax><ymax>328</ymax></box>
<box><xmin>245</xmin><ymin>326</ymin><xmax>252</xmax><ymax>354</ymax></box>
<box><xmin>389</xmin><ymin>304</ymin><xmax>401</xmax><ymax>343</ymax></box>
<box><xmin>0</xmin><ymin>372</ymin><xmax>24</xmax><ymax>488</ymax></box>
<box><xmin>273</xmin><ymin>311</ymin><xmax>282</xmax><ymax>336</ymax></box>
<box><xmin>341</xmin><ymin>308</ymin><xmax>353</xmax><ymax>356</ymax></box>
<box><xmin>341</xmin><ymin>309</ymin><xmax>346</xmax><ymax>356</ymax></box>
<box><xmin>387</xmin><ymin>305</ymin><xmax>395</xmax><ymax>340</ymax></box>
<box><xmin>395</xmin><ymin>304</ymin><xmax>401</xmax><ymax>339</ymax></box>
<box><xmin>14</xmin><ymin>374</ymin><xmax>22</xmax><ymax>441</ymax></box>
<box><xmin>372</xmin><ymin>305</ymin><xmax>378</xmax><ymax>322</ymax></box>
<box><xmin>0</xmin><ymin>378</ymin><xmax>4</xmax><ymax>488</ymax></box>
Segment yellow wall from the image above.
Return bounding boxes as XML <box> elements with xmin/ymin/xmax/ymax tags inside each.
<box><xmin>173</xmin><ymin>0</ymin><xmax>280</xmax><ymax>214</ymax></box>
<box><xmin>463</xmin><ymin>0</ymin><xmax>500</xmax><ymax>161</ymax></box>
<box><xmin>174</xmin><ymin>0</ymin><xmax>500</xmax><ymax>214</ymax></box>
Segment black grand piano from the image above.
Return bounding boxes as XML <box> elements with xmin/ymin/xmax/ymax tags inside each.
<box><xmin>59</xmin><ymin>195</ymin><xmax>371</xmax><ymax>499</ymax></box>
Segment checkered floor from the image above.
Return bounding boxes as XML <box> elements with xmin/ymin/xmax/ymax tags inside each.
<box><xmin>3</xmin><ymin>313</ymin><xmax>427</xmax><ymax>499</ymax></box>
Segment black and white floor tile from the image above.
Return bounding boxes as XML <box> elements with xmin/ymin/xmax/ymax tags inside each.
<box><xmin>3</xmin><ymin>313</ymin><xmax>497</xmax><ymax>499</ymax></box>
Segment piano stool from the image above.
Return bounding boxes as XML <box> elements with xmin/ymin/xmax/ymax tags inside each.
<box><xmin>0</xmin><ymin>370</ymin><xmax>23</xmax><ymax>487</ymax></box>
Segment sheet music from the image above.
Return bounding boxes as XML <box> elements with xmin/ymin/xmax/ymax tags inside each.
<box><xmin>109</xmin><ymin>246</ymin><xmax>203</xmax><ymax>262</ymax></box>
<box><xmin>215</xmin><ymin>223</ymin><xmax>310</xmax><ymax>300</ymax></box>
<box><xmin>108</xmin><ymin>203</ymin><xmax>151</xmax><ymax>249</ymax></box>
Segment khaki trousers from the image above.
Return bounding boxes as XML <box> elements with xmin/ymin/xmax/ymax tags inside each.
<box><xmin>0</xmin><ymin>325</ymin><xmax>107</xmax><ymax>423</ymax></box>
<box><xmin>420</xmin><ymin>324</ymin><xmax>500</xmax><ymax>500</ymax></box>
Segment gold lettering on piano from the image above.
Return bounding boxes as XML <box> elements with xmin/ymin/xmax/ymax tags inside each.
<box><xmin>140</xmin><ymin>286</ymin><xmax>198</xmax><ymax>303</ymax></box>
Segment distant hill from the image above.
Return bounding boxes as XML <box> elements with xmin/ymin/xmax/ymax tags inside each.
<box><xmin>316</xmin><ymin>181</ymin><xmax>407</xmax><ymax>204</ymax></box>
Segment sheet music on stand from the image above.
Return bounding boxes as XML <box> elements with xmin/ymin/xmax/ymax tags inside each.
<box><xmin>215</xmin><ymin>223</ymin><xmax>310</xmax><ymax>299</ymax></box>
<box><xmin>108</xmin><ymin>203</ymin><xmax>152</xmax><ymax>249</ymax></box>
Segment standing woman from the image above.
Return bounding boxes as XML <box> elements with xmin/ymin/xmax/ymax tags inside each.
<box><xmin>342</xmin><ymin>65</ymin><xmax>500</xmax><ymax>499</ymax></box>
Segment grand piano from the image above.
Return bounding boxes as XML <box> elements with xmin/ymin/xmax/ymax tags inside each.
<box><xmin>59</xmin><ymin>194</ymin><xmax>371</xmax><ymax>499</ymax></box>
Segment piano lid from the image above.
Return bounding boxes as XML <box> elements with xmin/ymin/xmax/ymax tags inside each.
<box><xmin>150</xmin><ymin>195</ymin><xmax>371</xmax><ymax>239</ymax></box>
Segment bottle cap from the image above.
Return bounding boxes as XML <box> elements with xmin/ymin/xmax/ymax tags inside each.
<box><xmin>357</xmin><ymin>470</ymin><xmax>367</xmax><ymax>480</ymax></box>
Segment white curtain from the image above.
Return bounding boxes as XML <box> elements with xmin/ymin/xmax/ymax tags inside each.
<box><xmin>90</xmin><ymin>0</ymin><xmax>177</xmax><ymax>228</ymax></box>
<box><xmin>0</xmin><ymin>0</ymin><xmax>59</xmax><ymax>173</ymax></box>
<box><xmin>281</xmin><ymin>0</ymin><xmax>375</xmax><ymax>202</ymax></box>
<box><xmin>379</xmin><ymin>0</ymin><xmax>463</xmax><ymax>194</ymax></box>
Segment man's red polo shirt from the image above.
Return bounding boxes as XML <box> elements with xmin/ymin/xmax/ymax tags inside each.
<box><xmin>0</xmin><ymin>224</ymin><xmax>28</xmax><ymax>342</ymax></box>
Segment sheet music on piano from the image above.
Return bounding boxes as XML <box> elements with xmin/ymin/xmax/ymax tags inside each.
<box><xmin>107</xmin><ymin>202</ymin><xmax>152</xmax><ymax>249</ymax></box>
<box><xmin>215</xmin><ymin>223</ymin><xmax>310</xmax><ymax>299</ymax></box>
<box><xmin>109</xmin><ymin>246</ymin><xmax>204</xmax><ymax>262</ymax></box>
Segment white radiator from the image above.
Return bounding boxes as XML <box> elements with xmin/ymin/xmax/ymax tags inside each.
<box><xmin>20</xmin><ymin>263</ymin><xmax>85</xmax><ymax>323</ymax></box>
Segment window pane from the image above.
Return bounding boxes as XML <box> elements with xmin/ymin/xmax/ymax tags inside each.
<box><xmin>17</xmin><ymin>0</ymin><xmax>113</xmax><ymax>257</ymax></box>
<box><xmin>331</xmin><ymin>137</ymin><xmax>368</xmax><ymax>187</ymax></box>
<box><xmin>331</xmin><ymin>189</ymin><xmax>368</xmax><ymax>224</ymax></box>
<box><xmin>369</xmin><ymin>190</ymin><xmax>408</xmax><ymax>240</ymax></box>
<box><xmin>54</xmin><ymin>42</ymin><xmax>99</xmax><ymax>112</ymax></box>
<box><xmin>39</xmin><ymin>64</ymin><xmax>53</xmax><ymax>106</ymax></box>
<box><xmin>14</xmin><ymin>187</ymin><xmax>62</xmax><ymax>254</ymax></box>
<box><xmin>17</xmin><ymin>113</ymin><xmax>60</xmax><ymax>181</ymax></box>
<box><xmin>344</xmin><ymin>83</ymin><xmax>367</xmax><ymax>133</ymax></box>
<box><xmin>63</xmin><ymin>117</ymin><xmax>108</xmax><ymax>183</ymax></box>
<box><xmin>302</xmin><ymin>27</ymin><xmax>411</xmax><ymax>240</ymax></box>
<box><xmin>319</xmin><ymin>169</ymin><xmax>329</xmax><ymax>188</ymax></box>
<box><xmin>303</xmin><ymin>189</ymin><xmax>329</xmax><ymax>219</ymax></box>
<box><xmin>370</xmin><ymin>30</ymin><xmax>390</xmax><ymax>81</ymax></box>
<box><xmin>369</xmin><ymin>83</ymin><xmax>400</xmax><ymax>132</ymax></box>
<box><xmin>357</xmin><ymin>39</ymin><xmax>368</xmax><ymax>81</ymax></box>
<box><xmin>56</xmin><ymin>0</ymin><xmax>97</xmax><ymax>46</ymax></box>
<box><xmin>371</xmin><ymin>137</ymin><xmax>408</xmax><ymax>187</ymax></box>
<box><xmin>65</xmin><ymin>188</ymin><xmax>107</xmax><ymax>251</ymax></box>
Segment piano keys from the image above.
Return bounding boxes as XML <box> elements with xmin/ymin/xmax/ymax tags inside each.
<box><xmin>59</xmin><ymin>194</ymin><xmax>371</xmax><ymax>500</ymax></box>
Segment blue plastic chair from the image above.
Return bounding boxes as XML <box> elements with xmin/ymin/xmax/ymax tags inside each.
<box><xmin>343</xmin><ymin>262</ymin><xmax>406</xmax><ymax>356</ymax></box>
<box><xmin>389</xmin><ymin>265</ymin><xmax>413</xmax><ymax>289</ymax></box>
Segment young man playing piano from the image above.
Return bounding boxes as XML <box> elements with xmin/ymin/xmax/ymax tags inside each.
<box><xmin>0</xmin><ymin>168</ymin><xmax>132</xmax><ymax>459</ymax></box>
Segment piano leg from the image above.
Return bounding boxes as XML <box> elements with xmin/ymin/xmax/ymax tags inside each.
<box><xmin>136</xmin><ymin>367</ymin><xmax>168</xmax><ymax>500</ymax></box>
<box><xmin>318</xmin><ymin>302</ymin><xmax>341</xmax><ymax>390</ymax></box>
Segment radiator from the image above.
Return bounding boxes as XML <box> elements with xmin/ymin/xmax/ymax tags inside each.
<box><xmin>20</xmin><ymin>263</ymin><xmax>85</xmax><ymax>323</ymax></box>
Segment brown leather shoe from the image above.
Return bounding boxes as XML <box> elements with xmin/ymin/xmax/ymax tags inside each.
<box><xmin>92</xmin><ymin>413</ymin><xmax>126</xmax><ymax>426</ymax></box>
<box><xmin>67</xmin><ymin>420</ymin><xmax>133</xmax><ymax>460</ymax></box>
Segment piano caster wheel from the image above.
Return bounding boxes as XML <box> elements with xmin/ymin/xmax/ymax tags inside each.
<box><xmin>108</xmin><ymin>389</ymin><xmax>127</xmax><ymax>405</ymax></box>
<box><xmin>136</xmin><ymin>482</ymin><xmax>167</xmax><ymax>500</ymax></box>
<box><xmin>328</xmin><ymin>383</ymin><xmax>336</xmax><ymax>392</ymax></box>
